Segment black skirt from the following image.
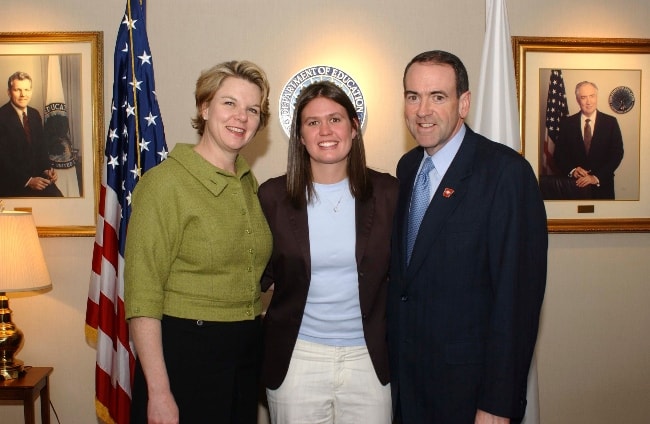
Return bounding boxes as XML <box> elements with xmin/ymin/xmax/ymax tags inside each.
<box><xmin>131</xmin><ymin>314</ymin><xmax>262</xmax><ymax>424</ymax></box>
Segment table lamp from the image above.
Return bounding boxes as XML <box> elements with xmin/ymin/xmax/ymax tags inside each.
<box><xmin>0</xmin><ymin>210</ymin><xmax>52</xmax><ymax>380</ymax></box>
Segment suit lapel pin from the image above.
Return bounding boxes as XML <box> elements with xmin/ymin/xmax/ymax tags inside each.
<box><xmin>443</xmin><ymin>188</ymin><xmax>455</xmax><ymax>198</ymax></box>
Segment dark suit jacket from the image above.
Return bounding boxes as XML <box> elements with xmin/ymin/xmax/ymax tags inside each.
<box><xmin>259</xmin><ymin>169</ymin><xmax>398</xmax><ymax>389</ymax></box>
<box><xmin>553</xmin><ymin>110</ymin><xmax>624</xmax><ymax>199</ymax></box>
<box><xmin>0</xmin><ymin>102</ymin><xmax>60</xmax><ymax>197</ymax></box>
<box><xmin>387</xmin><ymin>127</ymin><xmax>548</xmax><ymax>423</ymax></box>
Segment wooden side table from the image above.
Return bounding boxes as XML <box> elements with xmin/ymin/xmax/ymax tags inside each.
<box><xmin>0</xmin><ymin>367</ymin><xmax>53</xmax><ymax>424</ymax></box>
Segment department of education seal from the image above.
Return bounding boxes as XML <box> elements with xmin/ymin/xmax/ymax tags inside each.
<box><xmin>278</xmin><ymin>65</ymin><xmax>367</xmax><ymax>137</ymax></box>
<box><xmin>608</xmin><ymin>86</ymin><xmax>635</xmax><ymax>114</ymax></box>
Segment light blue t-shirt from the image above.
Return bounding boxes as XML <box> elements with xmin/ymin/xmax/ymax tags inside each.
<box><xmin>298</xmin><ymin>178</ymin><xmax>365</xmax><ymax>347</ymax></box>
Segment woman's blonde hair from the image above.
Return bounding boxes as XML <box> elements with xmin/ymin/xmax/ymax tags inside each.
<box><xmin>191</xmin><ymin>60</ymin><xmax>270</xmax><ymax>135</ymax></box>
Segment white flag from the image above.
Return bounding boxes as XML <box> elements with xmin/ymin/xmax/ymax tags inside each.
<box><xmin>473</xmin><ymin>0</ymin><xmax>520</xmax><ymax>151</ymax></box>
<box><xmin>44</xmin><ymin>55</ymin><xmax>80</xmax><ymax>197</ymax></box>
<box><xmin>475</xmin><ymin>2</ymin><xmax>540</xmax><ymax>423</ymax></box>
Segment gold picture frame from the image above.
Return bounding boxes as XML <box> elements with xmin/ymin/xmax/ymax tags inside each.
<box><xmin>0</xmin><ymin>32</ymin><xmax>103</xmax><ymax>237</ymax></box>
<box><xmin>513</xmin><ymin>36</ymin><xmax>650</xmax><ymax>233</ymax></box>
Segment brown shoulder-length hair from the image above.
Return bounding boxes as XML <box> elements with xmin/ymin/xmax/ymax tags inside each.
<box><xmin>191</xmin><ymin>60</ymin><xmax>270</xmax><ymax>135</ymax></box>
<box><xmin>286</xmin><ymin>81</ymin><xmax>371</xmax><ymax>208</ymax></box>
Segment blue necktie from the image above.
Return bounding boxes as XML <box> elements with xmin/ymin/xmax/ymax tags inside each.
<box><xmin>407</xmin><ymin>157</ymin><xmax>434</xmax><ymax>264</ymax></box>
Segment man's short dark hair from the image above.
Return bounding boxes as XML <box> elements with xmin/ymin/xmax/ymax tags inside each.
<box><xmin>403</xmin><ymin>50</ymin><xmax>469</xmax><ymax>97</ymax></box>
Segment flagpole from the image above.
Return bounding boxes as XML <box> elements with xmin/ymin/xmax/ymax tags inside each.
<box><xmin>126</xmin><ymin>0</ymin><xmax>142</xmax><ymax>169</ymax></box>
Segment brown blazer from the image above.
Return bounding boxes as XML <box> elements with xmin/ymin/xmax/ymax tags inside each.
<box><xmin>258</xmin><ymin>169</ymin><xmax>398</xmax><ymax>389</ymax></box>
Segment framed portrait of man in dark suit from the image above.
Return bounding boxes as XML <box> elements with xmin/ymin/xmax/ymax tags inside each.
<box><xmin>0</xmin><ymin>32</ymin><xmax>103</xmax><ymax>236</ymax></box>
<box><xmin>513</xmin><ymin>36</ymin><xmax>650</xmax><ymax>233</ymax></box>
<box><xmin>537</xmin><ymin>69</ymin><xmax>637</xmax><ymax>201</ymax></box>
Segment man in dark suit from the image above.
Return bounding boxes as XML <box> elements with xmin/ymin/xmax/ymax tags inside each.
<box><xmin>0</xmin><ymin>71</ymin><xmax>62</xmax><ymax>197</ymax></box>
<box><xmin>553</xmin><ymin>81</ymin><xmax>624</xmax><ymax>199</ymax></box>
<box><xmin>387</xmin><ymin>50</ymin><xmax>548</xmax><ymax>424</ymax></box>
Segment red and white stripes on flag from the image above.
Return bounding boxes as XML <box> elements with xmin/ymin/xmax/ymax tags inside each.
<box><xmin>85</xmin><ymin>179</ymin><xmax>133</xmax><ymax>423</ymax></box>
<box><xmin>85</xmin><ymin>1</ymin><xmax>167</xmax><ymax>422</ymax></box>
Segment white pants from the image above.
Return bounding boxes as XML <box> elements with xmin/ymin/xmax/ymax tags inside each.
<box><xmin>266</xmin><ymin>338</ymin><xmax>391</xmax><ymax>424</ymax></box>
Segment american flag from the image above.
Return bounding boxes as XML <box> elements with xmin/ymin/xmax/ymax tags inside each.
<box><xmin>85</xmin><ymin>1</ymin><xmax>167</xmax><ymax>422</ymax></box>
<box><xmin>542</xmin><ymin>69</ymin><xmax>569</xmax><ymax>175</ymax></box>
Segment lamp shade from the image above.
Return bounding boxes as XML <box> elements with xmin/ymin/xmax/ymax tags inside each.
<box><xmin>0</xmin><ymin>211</ymin><xmax>52</xmax><ymax>292</ymax></box>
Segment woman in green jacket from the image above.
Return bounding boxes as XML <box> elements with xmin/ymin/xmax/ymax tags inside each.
<box><xmin>125</xmin><ymin>60</ymin><xmax>272</xmax><ymax>424</ymax></box>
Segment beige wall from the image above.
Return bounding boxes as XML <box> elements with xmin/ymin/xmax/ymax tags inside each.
<box><xmin>1</xmin><ymin>1</ymin><xmax>649</xmax><ymax>423</ymax></box>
